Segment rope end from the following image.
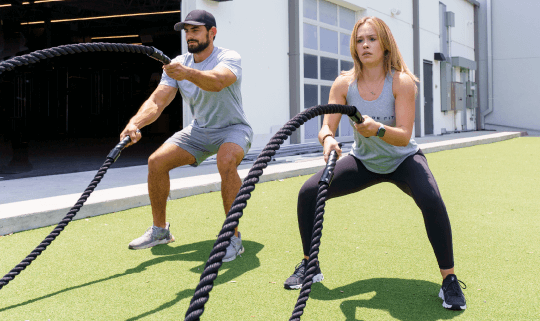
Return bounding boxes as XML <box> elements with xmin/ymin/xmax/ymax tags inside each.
<box><xmin>349</xmin><ymin>109</ymin><xmax>364</xmax><ymax>124</ymax></box>
<box><xmin>148</xmin><ymin>47</ymin><xmax>172</xmax><ymax>65</ymax></box>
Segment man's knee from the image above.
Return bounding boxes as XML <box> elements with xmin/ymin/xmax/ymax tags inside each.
<box><xmin>148</xmin><ymin>144</ymin><xmax>195</xmax><ymax>173</ymax></box>
<box><xmin>217</xmin><ymin>143</ymin><xmax>244</xmax><ymax>173</ymax></box>
<box><xmin>217</xmin><ymin>153</ymin><xmax>239</xmax><ymax>173</ymax></box>
<box><xmin>148</xmin><ymin>152</ymin><xmax>165</xmax><ymax>172</ymax></box>
<box><xmin>148</xmin><ymin>148</ymin><xmax>176</xmax><ymax>173</ymax></box>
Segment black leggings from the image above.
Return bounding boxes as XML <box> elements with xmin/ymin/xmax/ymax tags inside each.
<box><xmin>297</xmin><ymin>150</ymin><xmax>454</xmax><ymax>270</ymax></box>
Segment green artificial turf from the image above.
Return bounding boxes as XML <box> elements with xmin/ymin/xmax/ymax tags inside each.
<box><xmin>1</xmin><ymin>137</ymin><xmax>539</xmax><ymax>320</ymax></box>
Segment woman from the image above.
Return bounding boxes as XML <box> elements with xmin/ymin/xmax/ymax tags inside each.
<box><xmin>283</xmin><ymin>17</ymin><xmax>466</xmax><ymax>311</ymax></box>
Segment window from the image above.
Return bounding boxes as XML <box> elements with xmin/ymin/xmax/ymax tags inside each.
<box><xmin>302</xmin><ymin>0</ymin><xmax>356</xmax><ymax>142</ymax></box>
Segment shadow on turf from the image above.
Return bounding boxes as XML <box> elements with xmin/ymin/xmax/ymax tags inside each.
<box><xmin>125</xmin><ymin>239</ymin><xmax>263</xmax><ymax>320</ymax></box>
<box><xmin>0</xmin><ymin>239</ymin><xmax>263</xmax><ymax>320</ymax></box>
<box><xmin>310</xmin><ymin>278</ymin><xmax>464</xmax><ymax>321</ymax></box>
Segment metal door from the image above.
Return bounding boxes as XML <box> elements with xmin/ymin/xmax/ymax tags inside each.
<box><xmin>423</xmin><ymin>60</ymin><xmax>434</xmax><ymax>135</ymax></box>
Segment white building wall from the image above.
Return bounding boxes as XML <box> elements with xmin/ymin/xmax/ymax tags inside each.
<box><xmin>485</xmin><ymin>0</ymin><xmax>540</xmax><ymax>135</ymax></box>
<box><xmin>180</xmin><ymin>0</ymin><xmax>477</xmax><ymax>147</ymax></box>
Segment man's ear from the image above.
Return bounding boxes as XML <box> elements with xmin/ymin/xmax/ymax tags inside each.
<box><xmin>210</xmin><ymin>26</ymin><xmax>217</xmax><ymax>39</ymax></box>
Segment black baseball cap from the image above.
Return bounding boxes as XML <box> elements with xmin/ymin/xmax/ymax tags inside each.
<box><xmin>174</xmin><ymin>10</ymin><xmax>216</xmax><ymax>31</ymax></box>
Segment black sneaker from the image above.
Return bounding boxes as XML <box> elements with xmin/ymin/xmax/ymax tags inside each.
<box><xmin>439</xmin><ymin>274</ymin><xmax>467</xmax><ymax>310</ymax></box>
<box><xmin>283</xmin><ymin>259</ymin><xmax>324</xmax><ymax>290</ymax></box>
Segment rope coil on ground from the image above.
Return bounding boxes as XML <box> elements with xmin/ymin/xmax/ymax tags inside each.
<box><xmin>184</xmin><ymin>104</ymin><xmax>359</xmax><ymax>321</ymax></box>
<box><xmin>0</xmin><ymin>42</ymin><xmax>172</xmax><ymax>290</ymax></box>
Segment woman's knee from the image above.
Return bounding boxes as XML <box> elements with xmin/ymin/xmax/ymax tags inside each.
<box><xmin>298</xmin><ymin>177</ymin><xmax>319</xmax><ymax>204</ymax></box>
<box><xmin>415</xmin><ymin>191</ymin><xmax>447</xmax><ymax>216</ymax></box>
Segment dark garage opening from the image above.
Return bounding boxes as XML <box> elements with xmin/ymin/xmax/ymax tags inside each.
<box><xmin>0</xmin><ymin>0</ymin><xmax>184</xmax><ymax>179</ymax></box>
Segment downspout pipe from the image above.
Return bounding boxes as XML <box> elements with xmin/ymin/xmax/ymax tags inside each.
<box><xmin>288</xmin><ymin>0</ymin><xmax>301</xmax><ymax>144</ymax></box>
<box><xmin>465</xmin><ymin>0</ymin><xmax>484</xmax><ymax>130</ymax></box>
<box><xmin>480</xmin><ymin>0</ymin><xmax>493</xmax><ymax>128</ymax></box>
<box><xmin>465</xmin><ymin>0</ymin><xmax>487</xmax><ymax>130</ymax></box>
<box><xmin>413</xmin><ymin>0</ymin><xmax>421</xmax><ymax>137</ymax></box>
<box><xmin>474</xmin><ymin>2</ymin><xmax>482</xmax><ymax>130</ymax></box>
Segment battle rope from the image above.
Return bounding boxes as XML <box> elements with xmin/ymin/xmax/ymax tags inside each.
<box><xmin>0</xmin><ymin>136</ymin><xmax>132</xmax><ymax>290</ymax></box>
<box><xmin>0</xmin><ymin>44</ymin><xmax>365</xmax><ymax>320</ymax></box>
<box><xmin>184</xmin><ymin>104</ymin><xmax>363</xmax><ymax>321</ymax></box>
<box><xmin>289</xmin><ymin>146</ymin><xmax>340</xmax><ymax>321</ymax></box>
<box><xmin>0</xmin><ymin>42</ymin><xmax>171</xmax><ymax>76</ymax></box>
<box><xmin>0</xmin><ymin>43</ymin><xmax>172</xmax><ymax>290</ymax></box>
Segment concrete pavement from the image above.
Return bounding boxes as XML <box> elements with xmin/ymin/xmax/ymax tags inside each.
<box><xmin>0</xmin><ymin>130</ymin><xmax>524</xmax><ymax>235</ymax></box>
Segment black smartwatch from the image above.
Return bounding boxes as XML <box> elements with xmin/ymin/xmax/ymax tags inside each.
<box><xmin>376</xmin><ymin>124</ymin><xmax>386</xmax><ymax>138</ymax></box>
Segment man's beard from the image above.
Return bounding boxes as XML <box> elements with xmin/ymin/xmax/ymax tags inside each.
<box><xmin>187</xmin><ymin>35</ymin><xmax>210</xmax><ymax>53</ymax></box>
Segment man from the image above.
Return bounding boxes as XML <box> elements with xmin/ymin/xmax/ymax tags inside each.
<box><xmin>121</xmin><ymin>10</ymin><xmax>252</xmax><ymax>262</ymax></box>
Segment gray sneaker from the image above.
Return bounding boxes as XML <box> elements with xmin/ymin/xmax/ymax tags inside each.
<box><xmin>128</xmin><ymin>222</ymin><xmax>175</xmax><ymax>250</ymax></box>
<box><xmin>222</xmin><ymin>232</ymin><xmax>244</xmax><ymax>262</ymax></box>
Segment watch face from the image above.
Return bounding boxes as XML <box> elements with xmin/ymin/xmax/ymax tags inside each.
<box><xmin>377</xmin><ymin>127</ymin><xmax>386</xmax><ymax>137</ymax></box>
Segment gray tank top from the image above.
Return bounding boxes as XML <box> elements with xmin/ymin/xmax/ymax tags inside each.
<box><xmin>347</xmin><ymin>71</ymin><xmax>419</xmax><ymax>174</ymax></box>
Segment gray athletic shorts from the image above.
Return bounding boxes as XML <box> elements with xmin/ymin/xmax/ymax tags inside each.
<box><xmin>165</xmin><ymin>123</ymin><xmax>253</xmax><ymax>167</ymax></box>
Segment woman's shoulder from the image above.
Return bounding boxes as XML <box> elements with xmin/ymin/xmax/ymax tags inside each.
<box><xmin>391</xmin><ymin>70</ymin><xmax>415</xmax><ymax>83</ymax></box>
<box><xmin>392</xmin><ymin>71</ymin><xmax>417</xmax><ymax>96</ymax></box>
<box><xmin>331</xmin><ymin>74</ymin><xmax>355</xmax><ymax>101</ymax></box>
<box><xmin>333</xmin><ymin>74</ymin><xmax>355</xmax><ymax>90</ymax></box>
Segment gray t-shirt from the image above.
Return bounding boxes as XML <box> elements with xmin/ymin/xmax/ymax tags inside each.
<box><xmin>159</xmin><ymin>46</ymin><xmax>251</xmax><ymax>129</ymax></box>
<box><xmin>347</xmin><ymin>72</ymin><xmax>419</xmax><ymax>174</ymax></box>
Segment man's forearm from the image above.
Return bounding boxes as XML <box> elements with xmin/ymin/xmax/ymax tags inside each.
<box><xmin>184</xmin><ymin>68</ymin><xmax>226</xmax><ymax>92</ymax></box>
<box><xmin>163</xmin><ymin>62</ymin><xmax>236</xmax><ymax>92</ymax></box>
<box><xmin>129</xmin><ymin>100</ymin><xmax>162</xmax><ymax>129</ymax></box>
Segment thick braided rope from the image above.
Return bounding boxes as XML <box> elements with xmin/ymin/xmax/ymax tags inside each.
<box><xmin>0</xmin><ymin>43</ymin><xmax>169</xmax><ymax>290</ymax></box>
<box><xmin>0</xmin><ymin>137</ymin><xmax>132</xmax><ymax>291</ymax></box>
<box><xmin>0</xmin><ymin>158</ymin><xmax>114</xmax><ymax>290</ymax></box>
<box><xmin>0</xmin><ymin>42</ymin><xmax>170</xmax><ymax>76</ymax></box>
<box><xmin>289</xmin><ymin>151</ymin><xmax>338</xmax><ymax>321</ymax></box>
<box><xmin>184</xmin><ymin>104</ymin><xmax>358</xmax><ymax>321</ymax></box>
